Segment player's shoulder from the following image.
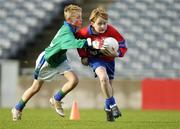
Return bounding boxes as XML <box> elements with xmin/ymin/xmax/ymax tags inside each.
<box><xmin>59</xmin><ymin>24</ymin><xmax>70</xmax><ymax>33</ymax></box>
<box><xmin>107</xmin><ymin>24</ymin><xmax>118</xmax><ymax>31</ymax></box>
<box><xmin>107</xmin><ymin>24</ymin><xmax>125</xmax><ymax>41</ymax></box>
<box><xmin>105</xmin><ymin>24</ymin><xmax>119</xmax><ymax>36</ymax></box>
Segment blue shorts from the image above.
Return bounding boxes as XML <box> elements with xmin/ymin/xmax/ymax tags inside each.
<box><xmin>88</xmin><ymin>58</ymin><xmax>115</xmax><ymax>80</ymax></box>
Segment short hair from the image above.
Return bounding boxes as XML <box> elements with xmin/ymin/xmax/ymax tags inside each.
<box><xmin>64</xmin><ymin>4</ymin><xmax>82</xmax><ymax>20</ymax></box>
<box><xmin>89</xmin><ymin>7</ymin><xmax>108</xmax><ymax>23</ymax></box>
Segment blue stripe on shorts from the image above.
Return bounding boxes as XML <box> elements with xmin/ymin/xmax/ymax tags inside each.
<box><xmin>34</xmin><ymin>54</ymin><xmax>45</xmax><ymax>80</ymax></box>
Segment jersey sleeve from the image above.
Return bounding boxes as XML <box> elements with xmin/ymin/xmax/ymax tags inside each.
<box><xmin>76</xmin><ymin>28</ymin><xmax>89</xmax><ymax>58</ymax></box>
<box><xmin>109</xmin><ymin>25</ymin><xmax>127</xmax><ymax>57</ymax></box>
<box><xmin>50</xmin><ymin>26</ymin><xmax>87</xmax><ymax>51</ymax></box>
<box><xmin>59</xmin><ymin>32</ymin><xmax>86</xmax><ymax>49</ymax></box>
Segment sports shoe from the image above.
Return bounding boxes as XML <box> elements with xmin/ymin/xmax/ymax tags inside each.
<box><xmin>110</xmin><ymin>105</ymin><xmax>122</xmax><ymax>118</ymax></box>
<box><xmin>11</xmin><ymin>108</ymin><xmax>22</xmax><ymax>121</ymax></box>
<box><xmin>105</xmin><ymin>109</ymin><xmax>115</xmax><ymax>122</ymax></box>
<box><xmin>49</xmin><ymin>97</ymin><xmax>65</xmax><ymax>117</ymax></box>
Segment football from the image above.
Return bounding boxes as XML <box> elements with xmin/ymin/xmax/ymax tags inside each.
<box><xmin>103</xmin><ymin>37</ymin><xmax>119</xmax><ymax>51</ymax></box>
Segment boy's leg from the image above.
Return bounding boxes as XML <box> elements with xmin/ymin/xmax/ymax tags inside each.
<box><xmin>61</xmin><ymin>71</ymin><xmax>79</xmax><ymax>93</ymax></box>
<box><xmin>95</xmin><ymin>67</ymin><xmax>121</xmax><ymax>121</ymax></box>
<box><xmin>12</xmin><ymin>80</ymin><xmax>44</xmax><ymax>121</ymax></box>
<box><xmin>95</xmin><ymin>67</ymin><xmax>113</xmax><ymax>98</ymax></box>
<box><xmin>95</xmin><ymin>67</ymin><xmax>115</xmax><ymax>121</ymax></box>
<box><xmin>50</xmin><ymin>71</ymin><xmax>78</xmax><ymax>117</ymax></box>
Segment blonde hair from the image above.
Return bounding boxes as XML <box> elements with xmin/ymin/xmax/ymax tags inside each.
<box><xmin>89</xmin><ymin>7</ymin><xmax>108</xmax><ymax>23</ymax></box>
<box><xmin>64</xmin><ymin>4</ymin><xmax>82</xmax><ymax>20</ymax></box>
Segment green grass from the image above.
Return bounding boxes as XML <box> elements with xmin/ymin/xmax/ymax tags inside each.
<box><xmin>1</xmin><ymin>108</ymin><xmax>180</xmax><ymax>129</ymax></box>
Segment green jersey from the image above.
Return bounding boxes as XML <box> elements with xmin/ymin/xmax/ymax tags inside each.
<box><xmin>44</xmin><ymin>21</ymin><xmax>86</xmax><ymax>67</ymax></box>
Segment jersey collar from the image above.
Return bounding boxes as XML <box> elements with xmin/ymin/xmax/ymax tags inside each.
<box><xmin>88</xmin><ymin>25</ymin><xmax>97</xmax><ymax>35</ymax></box>
<box><xmin>64</xmin><ymin>21</ymin><xmax>76</xmax><ymax>33</ymax></box>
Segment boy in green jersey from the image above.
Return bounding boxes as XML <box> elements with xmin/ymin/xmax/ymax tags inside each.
<box><xmin>12</xmin><ymin>4</ymin><xmax>101</xmax><ymax>121</ymax></box>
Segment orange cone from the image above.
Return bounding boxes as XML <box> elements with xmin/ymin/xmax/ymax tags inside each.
<box><xmin>69</xmin><ymin>100</ymin><xmax>80</xmax><ymax>120</ymax></box>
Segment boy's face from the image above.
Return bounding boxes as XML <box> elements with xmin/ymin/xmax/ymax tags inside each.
<box><xmin>68</xmin><ymin>11</ymin><xmax>82</xmax><ymax>28</ymax></box>
<box><xmin>91</xmin><ymin>17</ymin><xmax>108</xmax><ymax>34</ymax></box>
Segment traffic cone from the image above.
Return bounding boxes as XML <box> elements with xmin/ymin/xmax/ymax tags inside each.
<box><xmin>69</xmin><ymin>100</ymin><xmax>80</xmax><ymax>120</ymax></box>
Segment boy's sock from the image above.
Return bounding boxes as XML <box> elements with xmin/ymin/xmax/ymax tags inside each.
<box><xmin>15</xmin><ymin>99</ymin><xmax>26</xmax><ymax>111</ymax></box>
<box><xmin>54</xmin><ymin>90</ymin><xmax>66</xmax><ymax>101</ymax></box>
<box><xmin>105</xmin><ymin>96</ymin><xmax>116</xmax><ymax>110</ymax></box>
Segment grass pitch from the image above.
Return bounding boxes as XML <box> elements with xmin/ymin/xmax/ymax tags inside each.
<box><xmin>0</xmin><ymin>108</ymin><xmax>180</xmax><ymax>129</ymax></box>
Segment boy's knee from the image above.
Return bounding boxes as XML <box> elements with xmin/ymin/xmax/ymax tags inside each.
<box><xmin>31</xmin><ymin>86</ymin><xmax>41</xmax><ymax>93</ymax></box>
<box><xmin>73</xmin><ymin>77</ymin><xmax>79</xmax><ymax>86</ymax></box>
<box><xmin>99</xmin><ymin>76</ymin><xmax>109</xmax><ymax>84</ymax></box>
<box><xmin>70</xmin><ymin>77</ymin><xmax>79</xmax><ymax>86</ymax></box>
<box><xmin>31</xmin><ymin>81</ymin><xmax>43</xmax><ymax>93</ymax></box>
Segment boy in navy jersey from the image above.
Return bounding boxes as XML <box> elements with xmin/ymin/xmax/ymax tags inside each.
<box><xmin>76</xmin><ymin>7</ymin><xmax>127</xmax><ymax>122</ymax></box>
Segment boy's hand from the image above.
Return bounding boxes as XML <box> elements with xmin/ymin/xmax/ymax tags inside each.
<box><xmin>100</xmin><ymin>47</ymin><xmax>119</xmax><ymax>57</ymax></box>
<box><xmin>87</xmin><ymin>38</ymin><xmax>103</xmax><ymax>49</ymax></box>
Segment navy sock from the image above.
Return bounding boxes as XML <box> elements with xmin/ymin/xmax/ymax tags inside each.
<box><xmin>54</xmin><ymin>90</ymin><xmax>66</xmax><ymax>101</ymax></box>
<box><xmin>15</xmin><ymin>99</ymin><xmax>26</xmax><ymax>111</ymax></box>
<box><xmin>105</xmin><ymin>96</ymin><xmax>116</xmax><ymax>110</ymax></box>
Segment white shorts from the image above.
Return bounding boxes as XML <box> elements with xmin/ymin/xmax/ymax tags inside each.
<box><xmin>34</xmin><ymin>52</ymin><xmax>72</xmax><ymax>81</ymax></box>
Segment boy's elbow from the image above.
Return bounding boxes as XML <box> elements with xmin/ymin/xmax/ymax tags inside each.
<box><xmin>119</xmin><ymin>48</ymin><xmax>127</xmax><ymax>57</ymax></box>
